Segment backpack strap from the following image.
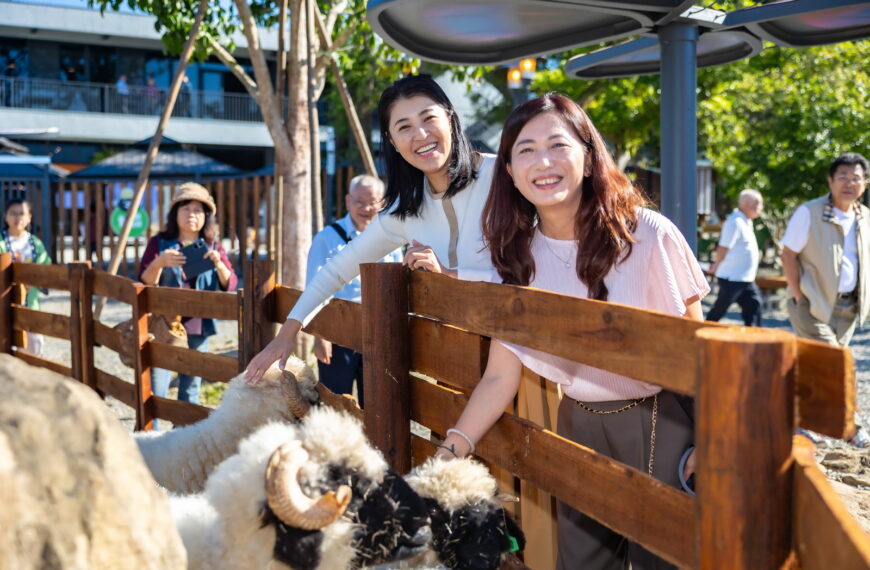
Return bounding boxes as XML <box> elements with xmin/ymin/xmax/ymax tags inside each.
<box><xmin>329</xmin><ymin>221</ymin><xmax>352</xmax><ymax>244</ymax></box>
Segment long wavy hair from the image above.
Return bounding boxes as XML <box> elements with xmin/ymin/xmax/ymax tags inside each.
<box><xmin>483</xmin><ymin>93</ymin><xmax>647</xmax><ymax>301</ymax></box>
<box><xmin>377</xmin><ymin>74</ymin><xmax>477</xmax><ymax>219</ymax></box>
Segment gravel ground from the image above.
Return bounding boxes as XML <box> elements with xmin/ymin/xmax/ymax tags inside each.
<box><xmin>35</xmin><ymin>286</ymin><xmax>870</xmax><ymax>531</ymax></box>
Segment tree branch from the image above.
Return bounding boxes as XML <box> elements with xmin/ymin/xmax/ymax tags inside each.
<box><xmin>209</xmin><ymin>40</ymin><xmax>260</xmax><ymax>100</ymax></box>
<box><xmin>331</xmin><ymin>21</ymin><xmax>358</xmax><ymax>52</ymax></box>
<box><xmin>325</xmin><ymin>0</ymin><xmax>348</xmax><ymax>35</ymax></box>
<box><xmin>232</xmin><ymin>0</ymin><xmax>283</xmax><ymax>131</ymax></box>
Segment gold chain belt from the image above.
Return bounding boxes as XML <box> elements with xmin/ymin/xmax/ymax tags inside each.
<box><xmin>574</xmin><ymin>393</ymin><xmax>659</xmax><ymax>476</ymax></box>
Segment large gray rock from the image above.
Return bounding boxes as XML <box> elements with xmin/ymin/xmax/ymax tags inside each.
<box><xmin>0</xmin><ymin>354</ymin><xmax>186</xmax><ymax>570</ymax></box>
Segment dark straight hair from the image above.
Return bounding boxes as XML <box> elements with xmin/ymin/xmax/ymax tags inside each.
<box><xmin>482</xmin><ymin>93</ymin><xmax>647</xmax><ymax>301</ymax></box>
<box><xmin>829</xmin><ymin>152</ymin><xmax>869</xmax><ymax>178</ymax></box>
<box><xmin>3</xmin><ymin>199</ymin><xmax>32</xmax><ymax>231</ymax></box>
<box><xmin>160</xmin><ymin>200</ymin><xmax>215</xmax><ymax>243</ymax></box>
<box><xmin>377</xmin><ymin>74</ymin><xmax>477</xmax><ymax>219</ymax></box>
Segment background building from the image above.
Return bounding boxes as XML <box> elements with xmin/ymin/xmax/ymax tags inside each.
<box><xmin>0</xmin><ymin>0</ymin><xmax>279</xmax><ymax>172</ymax></box>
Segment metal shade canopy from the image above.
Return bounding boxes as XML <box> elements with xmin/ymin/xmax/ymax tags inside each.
<box><xmin>566</xmin><ymin>30</ymin><xmax>762</xmax><ymax>79</ymax></box>
<box><xmin>367</xmin><ymin>0</ymin><xmax>673</xmax><ymax>65</ymax></box>
<box><xmin>723</xmin><ymin>0</ymin><xmax>870</xmax><ymax>48</ymax></box>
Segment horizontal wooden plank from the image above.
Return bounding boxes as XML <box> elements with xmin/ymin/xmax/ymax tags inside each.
<box><xmin>272</xmin><ymin>285</ymin><xmax>363</xmax><ymax>350</ymax></box>
<box><xmin>410</xmin><ymin>317</ymin><xmax>488</xmax><ymax>392</ymax></box>
<box><xmin>13</xmin><ymin>306</ymin><xmax>71</xmax><ymax>339</ymax></box>
<box><xmin>410</xmin><ymin>271</ymin><xmax>703</xmax><ymax>395</ymax></box>
<box><xmin>147</xmin><ymin>343</ymin><xmax>239</xmax><ymax>382</ymax></box>
<box><xmin>410</xmin><ymin>377</ymin><xmax>695</xmax><ymax>568</ymax></box>
<box><xmin>13</xmin><ymin>350</ymin><xmax>73</xmax><ymax>378</ymax></box>
<box><xmin>151</xmin><ymin>395</ymin><xmax>211</xmax><ymax>426</ymax></box>
<box><xmin>12</xmin><ymin>263</ymin><xmax>69</xmax><ymax>291</ymax></box>
<box><xmin>409</xmin><ymin>272</ymin><xmax>855</xmax><ymax>432</ymax></box>
<box><xmin>144</xmin><ymin>286</ymin><xmax>238</xmax><ymax>321</ymax></box>
<box><xmin>94</xmin><ymin>321</ymin><xmax>126</xmax><ymax>356</ymax></box>
<box><xmin>411</xmin><ymin>433</ymin><xmax>438</xmax><ymax>468</ymax></box>
<box><xmin>796</xmin><ymin>339</ymin><xmax>856</xmax><ymax>439</ymax></box>
<box><xmin>756</xmin><ymin>275</ymin><xmax>787</xmax><ymax>290</ymax></box>
<box><xmin>305</xmin><ymin>298</ymin><xmax>363</xmax><ymax>352</ymax></box>
<box><xmin>95</xmin><ymin>369</ymin><xmax>136</xmax><ymax>408</ymax></box>
<box><xmin>316</xmin><ymin>383</ymin><xmax>364</xmax><ymax>422</ymax></box>
<box><xmin>793</xmin><ymin>436</ymin><xmax>870</xmax><ymax>569</ymax></box>
<box><xmin>92</xmin><ymin>271</ymin><xmax>136</xmax><ymax>304</ymax></box>
<box><xmin>274</xmin><ymin>286</ymin><xmax>301</xmax><ymax>322</ymax></box>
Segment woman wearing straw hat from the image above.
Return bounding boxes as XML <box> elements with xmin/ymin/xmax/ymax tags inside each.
<box><xmin>139</xmin><ymin>182</ymin><xmax>238</xmax><ymax>406</ymax></box>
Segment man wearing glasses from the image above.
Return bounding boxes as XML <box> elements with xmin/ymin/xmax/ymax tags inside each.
<box><xmin>306</xmin><ymin>175</ymin><xmax>402</xmax><ymax>408</ymax></box>
<box><xmin>782</xmin><ymin>152</ymin><xmax>870</xmax><ymax>447</ymax></box>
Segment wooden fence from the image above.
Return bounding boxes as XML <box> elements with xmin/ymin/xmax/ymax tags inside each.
<box><xmin>1</xmin><ymin>253</ymin><xmax>868</xmax><ymax>568</ymax></box>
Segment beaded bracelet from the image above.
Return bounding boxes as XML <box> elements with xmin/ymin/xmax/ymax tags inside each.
<box><xmin>446</xmin><ymin>427</ymin><xmax>475</xmax><ymax>455</ymax></box>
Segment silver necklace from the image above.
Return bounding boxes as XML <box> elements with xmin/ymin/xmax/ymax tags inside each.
<box><xmin>542</xmin><ymin>235</ymin><xmax>573</xmax><ymax>268</ymax></box>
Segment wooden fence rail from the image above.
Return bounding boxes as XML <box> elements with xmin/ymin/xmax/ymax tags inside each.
<box><xmin>0</xmin><ymin>254</ymin><xmax>868</xmax><ymax>568</ymax></box>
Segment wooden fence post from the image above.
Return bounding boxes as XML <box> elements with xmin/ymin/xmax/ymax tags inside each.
<box><xmin>68</xmin><ymin>261</ymin><xmax>93</xmax><ymax>387</ymax></box>
<box><xmin>0</xmin><ymin>253</ymin><xmax>12</xmax><ymax>354</ymax></box>
<box><xmin>242</xmin><ymin>259</ymin><xmax>276</xmax><ymax>369</ymax></box>
<box><xmin>361</xmin><ymin>262</ymin><xmax>411</xmax><ymax>473</ymax></box>
<box><xmin>132</xmin><ymin>283</ymin><xmax>154</xmax><ymax>431</ymax></box>
<box><xmin>696</xmin><ymin>327</ymin><xmax>796</xmax><ymax>569</ymax></box>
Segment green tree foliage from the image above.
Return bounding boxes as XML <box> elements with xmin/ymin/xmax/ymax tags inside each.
<box><xmin>698</xmin><ymin>42</ymin><xmax>870</xmax><ymax>211</ymax></box>
<box><xmin>522</xmin><ymin>40</ymin><xmax>869</xmax><ymax>228</ymax></box>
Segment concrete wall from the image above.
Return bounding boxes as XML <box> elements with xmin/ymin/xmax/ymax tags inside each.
<box><xmin>0</xmin><ymin>107</ymin><xmax>273</xmax><ymax>147</ymax></box>
<box><xmin>0</xmin><ymin>1</ymin><xmax>278</xmax><ymax>53</ymax></box>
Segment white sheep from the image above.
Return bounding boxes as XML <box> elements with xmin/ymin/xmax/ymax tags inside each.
<box><xmin>401</xmin><ymin>457</ymin><xmax>526</xmax><ymax>570</ymax></box>
<box><xmin>169</xmin><ymin>406</ymin><xmax>432</xmax><ymax>570</ymax></box>
<box><xmin>136</xmin><ymin>357</ymin><xmax>317</xmax><ymax>494</ymax></box>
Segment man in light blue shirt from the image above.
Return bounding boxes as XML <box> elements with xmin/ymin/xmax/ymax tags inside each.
<box><xmin>307</xmin><ymin>174</ymin><xmax>403</xmax><ymax>407</ymax></box>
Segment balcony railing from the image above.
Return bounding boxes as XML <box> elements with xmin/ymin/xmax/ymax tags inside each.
<box><xmin>0</xmin><ymin>76</ymin><xmax>264</xmax><ymax>122</ymax></box>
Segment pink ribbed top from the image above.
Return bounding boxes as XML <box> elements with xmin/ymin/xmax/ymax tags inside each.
<box><xmin>499</xmin><ymin>208</ymin><xmax>710</xmax><ymax>402</ymax></box>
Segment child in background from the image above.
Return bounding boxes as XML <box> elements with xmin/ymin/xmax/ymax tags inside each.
<box><xmin>0</xmin><ymin>199</ymin><xmax>51</xmax><ymax>355</ymax></box>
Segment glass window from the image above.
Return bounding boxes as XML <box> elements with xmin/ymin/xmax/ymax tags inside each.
<box><xmin>0</xmin><ymin>38</ymin><xmax>28</xmax><ymax>77</ymax></box>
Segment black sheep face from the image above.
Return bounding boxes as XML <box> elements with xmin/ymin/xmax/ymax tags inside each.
<box><xmin>260</xmin><ymin>465</ymin><xmax>431</xmax><ymax>570</ymax></box>
<box><xmin>426</xmin><ymin>498</ymin><xmax>525</xmax><ymax>570</ymax></box>
<box><xmin>261</xmin><ymin>507</ymin><xmax>325</xmax><ymax>570</ymax></box>
<box><xmin>350</xmin><ymin>470</ymin><xmax>432</xmax><ymax>567</ymax></box>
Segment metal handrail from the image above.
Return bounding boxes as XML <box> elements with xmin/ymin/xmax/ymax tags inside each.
<box><xmin>0</xmin><ymin>76</ymin><xmax>263</xmax><ymax>122</ymax></box>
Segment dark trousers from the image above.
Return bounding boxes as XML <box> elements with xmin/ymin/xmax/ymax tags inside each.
<box><xmin>706</xmin><ymin>277</ymin><xmax>763</xmax><ymax>326</ymax></box>
<box><xmin>318</xmin><ymin>344</ymin><xmax>364</xmax><ymax>408</ymax></box>
<box><xmin>555</xmin><ymin>391</ymin><xmax>694</xmax><ymax>569</ymax></box>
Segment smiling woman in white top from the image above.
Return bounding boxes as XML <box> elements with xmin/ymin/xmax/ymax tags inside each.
<box><xmin>245</xmin><ymin>75</ymin><xmax>496</xmax><ymax>383</ymax></box>
<box><xmin>436</xmin><ymin>94</ymin><xmax>709</xmax><ymax>570</ymax></box>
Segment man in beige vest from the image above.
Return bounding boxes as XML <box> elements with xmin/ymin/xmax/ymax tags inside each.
<box><xmin>781</xmin><ymin>152</ymin><xmax>869</xmax><ymax>447</ymax></box>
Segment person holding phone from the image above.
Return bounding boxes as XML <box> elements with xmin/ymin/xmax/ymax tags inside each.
<box><xmin>139</xmin><ymin>183</ymin><xmax>237</xmax><ymax>406</ymax></box>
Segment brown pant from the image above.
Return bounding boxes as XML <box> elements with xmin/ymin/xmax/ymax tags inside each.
<box><xmin>555</xmin><ymin>391</ymin><xmax>693</xmax><ymax>570</ymax></box>
<box><xmin>786</xmin><ymin>294</ymin><xmax>858</xmax><ymax>347</ymax></box>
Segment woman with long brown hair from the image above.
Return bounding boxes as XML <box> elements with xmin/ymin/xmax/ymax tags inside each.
<box><xmin>436</xmin><ymin>93</ymin><xmax>708</xmax><ymax>569</ymax></box>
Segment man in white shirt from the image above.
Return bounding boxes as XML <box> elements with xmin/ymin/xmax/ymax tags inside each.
<box><xmin>706</xmin><ymin>189</ymin><xmax>764</xmax><ymax>326</ymax></box>
<box><xmin>781</xmin><ymin>152</ymin><xmax>870</xmax><ymax>447</ymax></box>
<box><xmin>306</xmin><ymin>175</ymin><xmax>403</xmax><ymax>408</ymax></box>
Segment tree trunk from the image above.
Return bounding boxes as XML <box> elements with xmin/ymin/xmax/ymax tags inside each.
<box><xmin>283</xmin><ymin>0</ymin><xmax>312</xmax><ymax>295</ymax></box>
<box><xmin>307</xmin><ymin>0</ymin><xmax>323</xmax><ymax>232</ymax></box>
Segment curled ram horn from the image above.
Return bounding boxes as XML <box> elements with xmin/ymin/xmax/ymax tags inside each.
<box><xmin>266</xmin><ymin>440</ymin><xmax>352</xmax><ymax>530</ymax></box>
<box><xmin>281</xmin><ymin>370</ymin><xmax>312</xmax><ymax>418</ymax></box>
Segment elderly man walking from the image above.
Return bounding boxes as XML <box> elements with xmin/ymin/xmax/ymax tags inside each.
<box><xmin>707</xmin><ymin>189</ymin><xmax>764</xmax><ymax>326</ymax></box>
<box><xmin>307</xmin><ymin>175</ymin><xmax>402</xmax><ymax>408</ymax></box>
<box><xmin>781</xmin><ymin>152</ymin><xmax>870</xmax><ymax>447</ymax></box>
